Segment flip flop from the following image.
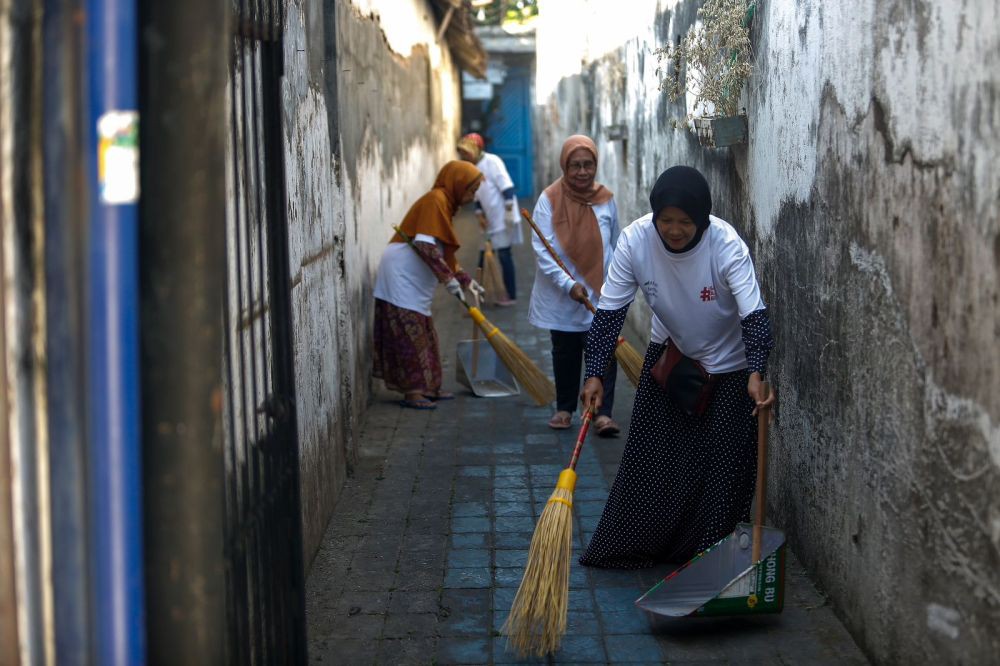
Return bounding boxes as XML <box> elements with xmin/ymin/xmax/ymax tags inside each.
<box><xmin>594</xmin><ymin>417</ymin><xmax>620</xmax><ymax>438</ymax></box>
<box><xmin>399</xmin><ymin>398</ymin><xmax>437</xmax><ymax>410</ymax></box>
<box><xmin>547</xmin><ymin>411</ymin><xmax>572</xmax><ymax>430</ymax></box>
<box><xmin>423</xmin><ymin>391</ymin><xmax>455</xmax><ymax>401</ymax></box>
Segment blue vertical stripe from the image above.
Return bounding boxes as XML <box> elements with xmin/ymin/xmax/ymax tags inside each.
<box><xmin>85</xmin><ymin>0</ymin><xmax>145</xmax><ymax>663</ymax></box>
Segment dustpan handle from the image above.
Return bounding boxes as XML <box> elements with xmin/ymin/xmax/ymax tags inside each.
<box><xmin>751</xmin><ymin>381</ymin><xmax>771</xmax><ymax>564</ymax></box>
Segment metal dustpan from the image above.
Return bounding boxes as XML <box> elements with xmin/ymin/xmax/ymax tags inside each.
<box><xmin>637</xmin><ymin>382</ymin><xmax>785</xmax><ymax>618</ymax></box>
<box><xmin>636</xmin><ymin>523</ymin><xmax>786</xmax><ymax>617</ymax></box>
<box><xmin>455</xmin><ymin>338</ymin><xmax>520</xmax><ymax>398</ymax></box>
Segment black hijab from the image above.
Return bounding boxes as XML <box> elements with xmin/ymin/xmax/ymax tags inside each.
<box><xmin>649</xmin><ymin>166</ymin><xmax>713</xmax><ymax>253</ymax></box>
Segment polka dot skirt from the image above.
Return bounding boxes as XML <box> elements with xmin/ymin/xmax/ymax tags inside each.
<box><xmin>579</xmin><ymin>341</ymin><xmax>758</xmax><ymax>569</ymax></box>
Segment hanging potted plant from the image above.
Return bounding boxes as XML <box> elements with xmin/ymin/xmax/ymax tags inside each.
<box><xmin>655</xmin><ymin>0</ymin><xmax>757</xmax><ymax>148</ymax></box>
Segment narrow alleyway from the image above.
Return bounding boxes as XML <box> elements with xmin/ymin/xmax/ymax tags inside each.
<box><xmin>306</xmin><ymin>211</ymin><xmax>868</xmax><ymax>665</ymax></box>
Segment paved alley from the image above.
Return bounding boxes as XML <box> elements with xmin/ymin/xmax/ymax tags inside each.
<box><xmin>306</xmin><ymin>214</ymin><xmax>869</xmax><ymax>665</ymax></box>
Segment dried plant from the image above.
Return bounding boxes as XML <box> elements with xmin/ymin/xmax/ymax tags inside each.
<box><xmin>655</xmin><ymin>0</ymin><xmax>756</xmax><ymax>121</ymax></box>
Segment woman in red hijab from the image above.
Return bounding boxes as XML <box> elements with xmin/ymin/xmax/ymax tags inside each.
<box><xmin>373</xmin><ymin>161</ymin><xmax>484</xmax><ymax>409</ymax></box>
<box><xmin>527</xmin><ymin>135</ymin><xmax>621</xmax><ymax>435</ymax></box>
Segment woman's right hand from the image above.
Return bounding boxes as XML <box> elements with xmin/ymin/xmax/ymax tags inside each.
<box><xmin>569</xmin><ymin>282</ymin><xmax>589</xmax><ymax>304</ymax></box>
<box><xmin>581</xmin><ymin>376</ymin><xmax>604</xmax><ymax>413</ymax></box>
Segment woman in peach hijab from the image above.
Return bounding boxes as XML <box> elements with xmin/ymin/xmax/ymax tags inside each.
<box><xmin>527</xmin><ymin>135</ymin><xmax>621</xmax><ymax>435</ymax></box>
<box><xmin>373</xmin><ymin>161</ymin><xmax>484</xmax><ymax>409</ymax></box>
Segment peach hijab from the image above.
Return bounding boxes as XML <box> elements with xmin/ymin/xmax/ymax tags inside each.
<box><xmin>543</xmin><ymin>135</ymin><xmax>613</xmax><ymax>294</ymax></box>
<box><xmin>391</xmin><ymin>160</ymin><xmax>483</xmax><ymax>271</ymax></box>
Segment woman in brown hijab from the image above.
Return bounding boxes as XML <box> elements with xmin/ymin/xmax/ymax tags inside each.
<box><xmin>527</xmin><ymin>135</ymin><xmax>621</xmax><ymax>435</ymax></box>
<box><xmin>373</xmin><ymin>161</ymin><xmax>484</xmax><ymax>409</ymax></box>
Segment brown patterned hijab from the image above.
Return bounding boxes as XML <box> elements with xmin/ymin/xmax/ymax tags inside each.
<box><xmin>543</xmin><ymin>135</ymin><xmax>613</xmax><ymax>293</ymax></box>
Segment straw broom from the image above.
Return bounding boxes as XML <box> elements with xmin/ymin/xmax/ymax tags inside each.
<box><xmin>521</xmin><ymin>209</ymin><xmax>644</xmax><ymax>387</ymax></box>
<box><xmin>503</xmin><ymin>408</ymin><xmax>594</xmax><ymax>656</ymax></box>
<box><xmin>392</xmin><ymin>226</ymin><xmax>556</xmax><ymax>405</ymax></box>
<box><xmin>481</xmin><ymin>238</ymin><xmax>509</xmax><ymax>305</ymax></box>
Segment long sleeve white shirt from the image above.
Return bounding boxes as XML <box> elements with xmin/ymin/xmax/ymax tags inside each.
<box><xmin>474</xmin><ymin>152</ymin><xmax>518</xmax><ymax>248</ymax></box>
<box><xmin>599</xmin><ymin>214</ymin><xmax>765</xmax><ymax>373</ymax></box>
<box><xmin>527</xmin><ymin>191</ymin><xmax>620</xmax><ymax>333</ymax></box>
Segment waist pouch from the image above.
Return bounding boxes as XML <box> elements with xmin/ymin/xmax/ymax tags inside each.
<box><xmin>649</xmin><ymin>340</ymin><xmax>718</xmax><ymax>417</ymax></box>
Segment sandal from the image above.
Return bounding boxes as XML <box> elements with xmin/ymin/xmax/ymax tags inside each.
<box><xmin>423</xmin><ymin>391</ymin><xmax>455</xmax><ymax>401</ymax></box>
<box><xmin>399</xmin><ymin>398</ymin><xmax>437</xmax><ymax>410</ymax></box>
<box><xmin>594</xmin><ymin>416</ymin><xmax>620</xmax><ymax>438</ymax></box>
<box><xmin>547</xmin><ymin>411</ymin><xmax>572</xmax><ymax>430</ymax></box>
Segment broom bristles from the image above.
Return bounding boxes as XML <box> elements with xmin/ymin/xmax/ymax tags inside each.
<box><xmin>615</xmin><ymin>337</ymin><xmax>644</xmax><ymax>387</ymax></box>
<box><xmin>502</xmin><ymin>486</ymin><xmax>574</xmax><ymax>657</ymax></box>
<box><xmin>482</xmin><ymin>242</ymin><xmax>508</xmax><ymax>304</ymax></box>
<box><xmin>471</xmin><ymin>309</ymin><xmax>556</xmax><ymax>405</ymax></box>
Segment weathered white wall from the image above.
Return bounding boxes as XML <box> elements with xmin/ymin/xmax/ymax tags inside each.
<box><xmin>282</xmin><ymin>0</ymin><xmax>461</xmax><ymax>564</ymax></box>
<box><xmin>533</xmin><ymin>0</ymin><xmax>999</xmax><ymax>662</ymax></box>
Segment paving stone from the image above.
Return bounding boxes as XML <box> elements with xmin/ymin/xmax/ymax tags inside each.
<box><xmin>450</xmin><ymin>532</ymin><xmax>490</xmax><ymax>549</ymax></box>
<box><xmin>436</xmin><ymin>636</ymin><xmax>491</xmax><ymax>664</ymax></box>
<box><xmin>458</xmin><ymin>465</ymin><xmax>491</xmax><ymax>478</ymax></box>
<box><xmin>436</xmin><ymin>607</ymin><xmax>491</xmax><ymax>637</ymax></box>
<box><xmin>493</xmin><ymin>487</ymin><xmax>530</xmax><ymax>503</ymax></box>
<box><xmin>605</xmin><ymin>633</ymin><xmax>666</xmax><ymax>663</ymax></box>
<box><xmin>374</xmin><ymin>637</ymin><xmax>437</xmax><ymax>665</ymax></box>
<box><xmin>494</xmin><ymin>549</ymin><xmax>527</xmax><ymax>568</ymax></box>
<box><xmin>444</xmin><ymin>567</ymin><xmax>492</xmax><ymax>589</ymax></box>
<box><xmin>601</xmin><ymin>609</ymin><xmax>652</xmax><ymax>635</ymax></box>
<box><xmin>451</xmin><ymin>501</ymin><xmax>489</xmax><ymax>517</ymax></box>
<box><xmin>447</xmin><ymin>548</ymin><xmax>490</xmax><ymax>568</ymax></box>
<box><xmin>493</xmin><ymin>531</ymin><xmax>532</xmax><ymax>550</ymax></box>
<box><xmin>310</xmin><ymin>638</ymin><xmax>375</xmax><ymax>666</ymax></box>
<box><xmin>493</xmin><ymin>475</ymin><xmax>530</xmax><ymax>490</ymax></box>
<box><xmin>493</xmin><ymin>567</ymin><xmax>525</xmax><ymax>588</ymax></box>
<box><xmin>493</xmin><ymin>501</ymin><xmax>533</xmax><ymax>517</ymax></box>
<box><xmin>451</xmin><ymin>516</ymin><xmax>490</xmax><ymax>533</ymax></box>
<box><xmin>491</xmin><ymin>638</ymin><xmax>550</xmax><ymax>664</ymax></box>
<box><xmin>552</xmin><ymin>634</ymin><xmax>607</xmax><ymax>663</ymax></box>
<box><xmin>382</xmin><ymin>612</ymin><xmax>441</xmax><ymax>639</ymax></box>
<box><xmin>494</xmin><ymin>516</ymin><xmax>536</xmax><ymax>533</ymax></box>
<box><xmin>387</xmin><ymin>589</ymin><xmax>440</xmax><ymax>615</ymax></box>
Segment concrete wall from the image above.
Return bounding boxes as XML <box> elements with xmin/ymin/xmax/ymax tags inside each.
<box><xmin>533</xmin><ymin>0</ymin><xmax>999</xmax><ymax>663</ymax></box>
<box><xmin>281</xmin><ymin>0</ymin><xmax>462</xmax><ymax>565</ymax></box>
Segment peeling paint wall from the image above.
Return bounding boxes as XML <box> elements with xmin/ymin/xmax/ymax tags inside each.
<box><xmin>281</xmin><ymin>0</ymin><xmax>461</xmax><ymax>565</ymax></box>
<box><xmin>533</xmin><ymin>0</ymin><xmax>999</xmax><ymax>662</ymax></box>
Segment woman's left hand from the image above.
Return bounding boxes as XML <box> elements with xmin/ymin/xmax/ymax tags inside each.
<box><xmin>747</xmin><ymin>372</ymin><xmax>776</xmax><ymax>419</ymax></box>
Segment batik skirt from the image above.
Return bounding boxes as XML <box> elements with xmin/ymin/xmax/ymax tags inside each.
<box><xmin>579</xmin><ymin>342</ymin><xmax>758</xmax><ymax>569</ymax></box>
<box><xmin>372</xmin><ymin>298</ymin><xmax>442</xmax><ymax>394</ymax></box>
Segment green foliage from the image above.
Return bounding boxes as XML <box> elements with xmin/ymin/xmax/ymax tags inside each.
<box><xmin>655</xmin><ymin>0</ymin><xmax>756</xmax><ymax>119</ymax></box>
<box><xmin>472</xmin><ymin>0</ymin><xmax>539</xmax><ymax>27</ymax></box>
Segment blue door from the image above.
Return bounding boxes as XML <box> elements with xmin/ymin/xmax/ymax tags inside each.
<box><xmin>486</xmin><ymin>64</ymin><xmax>534</xmax><ymax>199</ymax></box>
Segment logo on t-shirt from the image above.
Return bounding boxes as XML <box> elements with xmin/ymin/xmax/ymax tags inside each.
<box><xmin>700</xmin><ymin>285</ymin><xmax>716</xmax><ymax>302</ymax></box>
<box><xmin>643</xmin><ymin>280</ymin><xmax>658</xmax><ymax>299</ymax></box>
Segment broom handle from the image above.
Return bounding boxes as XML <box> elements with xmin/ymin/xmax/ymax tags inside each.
<box><xmin>471</xmin><ymin>267</ymin><xmax>482</xmax><ymax>375</ymax></box>
<box><xmin>751</xmin><ymin>381</ymin><xmax>771</xmax><ymax>564</ymax></box>
<box><xmin>521</xmin><ymin>209</ymin><xmax>597</xmax><ymax>314</ymax></box>
<box><xmin>567</xmin><ymin>408</ymin><xmax>595</xmax><ymax>471</ymax></box>
<box><xmin>393</xmin><ymin>225</ymin><xmax>471</xmax><ymax>309</ymax></box>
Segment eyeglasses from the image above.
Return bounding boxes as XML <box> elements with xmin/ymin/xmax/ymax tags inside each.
<box><xmin>566</xmin><ymin>160</ymin><xmax>596</xmax><ymax>173</ymax></box>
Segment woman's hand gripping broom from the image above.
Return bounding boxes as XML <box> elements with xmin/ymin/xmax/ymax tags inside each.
<box><xmin>521</xmin><ymin>209</ymin><xmax>644</xmax><ymax>387</ymax></box>
<box><xmin>392</xmin><ymin>226</ymin><xmax>556</xmax><ymax>406</ymax></box>
<box><xmin>502</xmin><ymin>408</ymin><xmax>594</xmax><ymax>657</ymax></box>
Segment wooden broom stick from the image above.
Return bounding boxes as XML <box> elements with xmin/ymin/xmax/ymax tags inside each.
<box><xmin>752</xmin><ymin>381</ymin><xmax>771</xmax><ymax>564</ymax></box>
<box><xmin>521</xmin><ymin>208</ymin><xmax>644</xmax><ymax>387</ymax></box>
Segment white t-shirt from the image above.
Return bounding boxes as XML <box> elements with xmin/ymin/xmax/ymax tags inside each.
<box><xmin>527</xmin><ymin>191</ymin><xmax>620</xmax><ymax>332</ymax></box>
<box><xmin>373</xmin><ymin>233</ymin><xmax>441</xmax><ymax>316</ymax></box>
<box><xmin>600</xmin><ymin>214</ymin><xmax>766</xmax><ymax>373</ymax></box>
<box><xmin>475</xmin><ymin>152</ymin><xmax>519</xmax><ymax>248</ymax></box>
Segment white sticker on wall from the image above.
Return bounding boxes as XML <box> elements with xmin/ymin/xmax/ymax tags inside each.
<box><xmin>98</xmin><ymin>111</ymin><xmax>139</xmax><ymax>204</ymax></box>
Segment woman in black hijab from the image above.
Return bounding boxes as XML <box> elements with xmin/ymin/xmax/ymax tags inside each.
<box><xmin>578</xmin><ymin>166</ymin><xmax>776</xmax><ymax>568</ymax></box>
